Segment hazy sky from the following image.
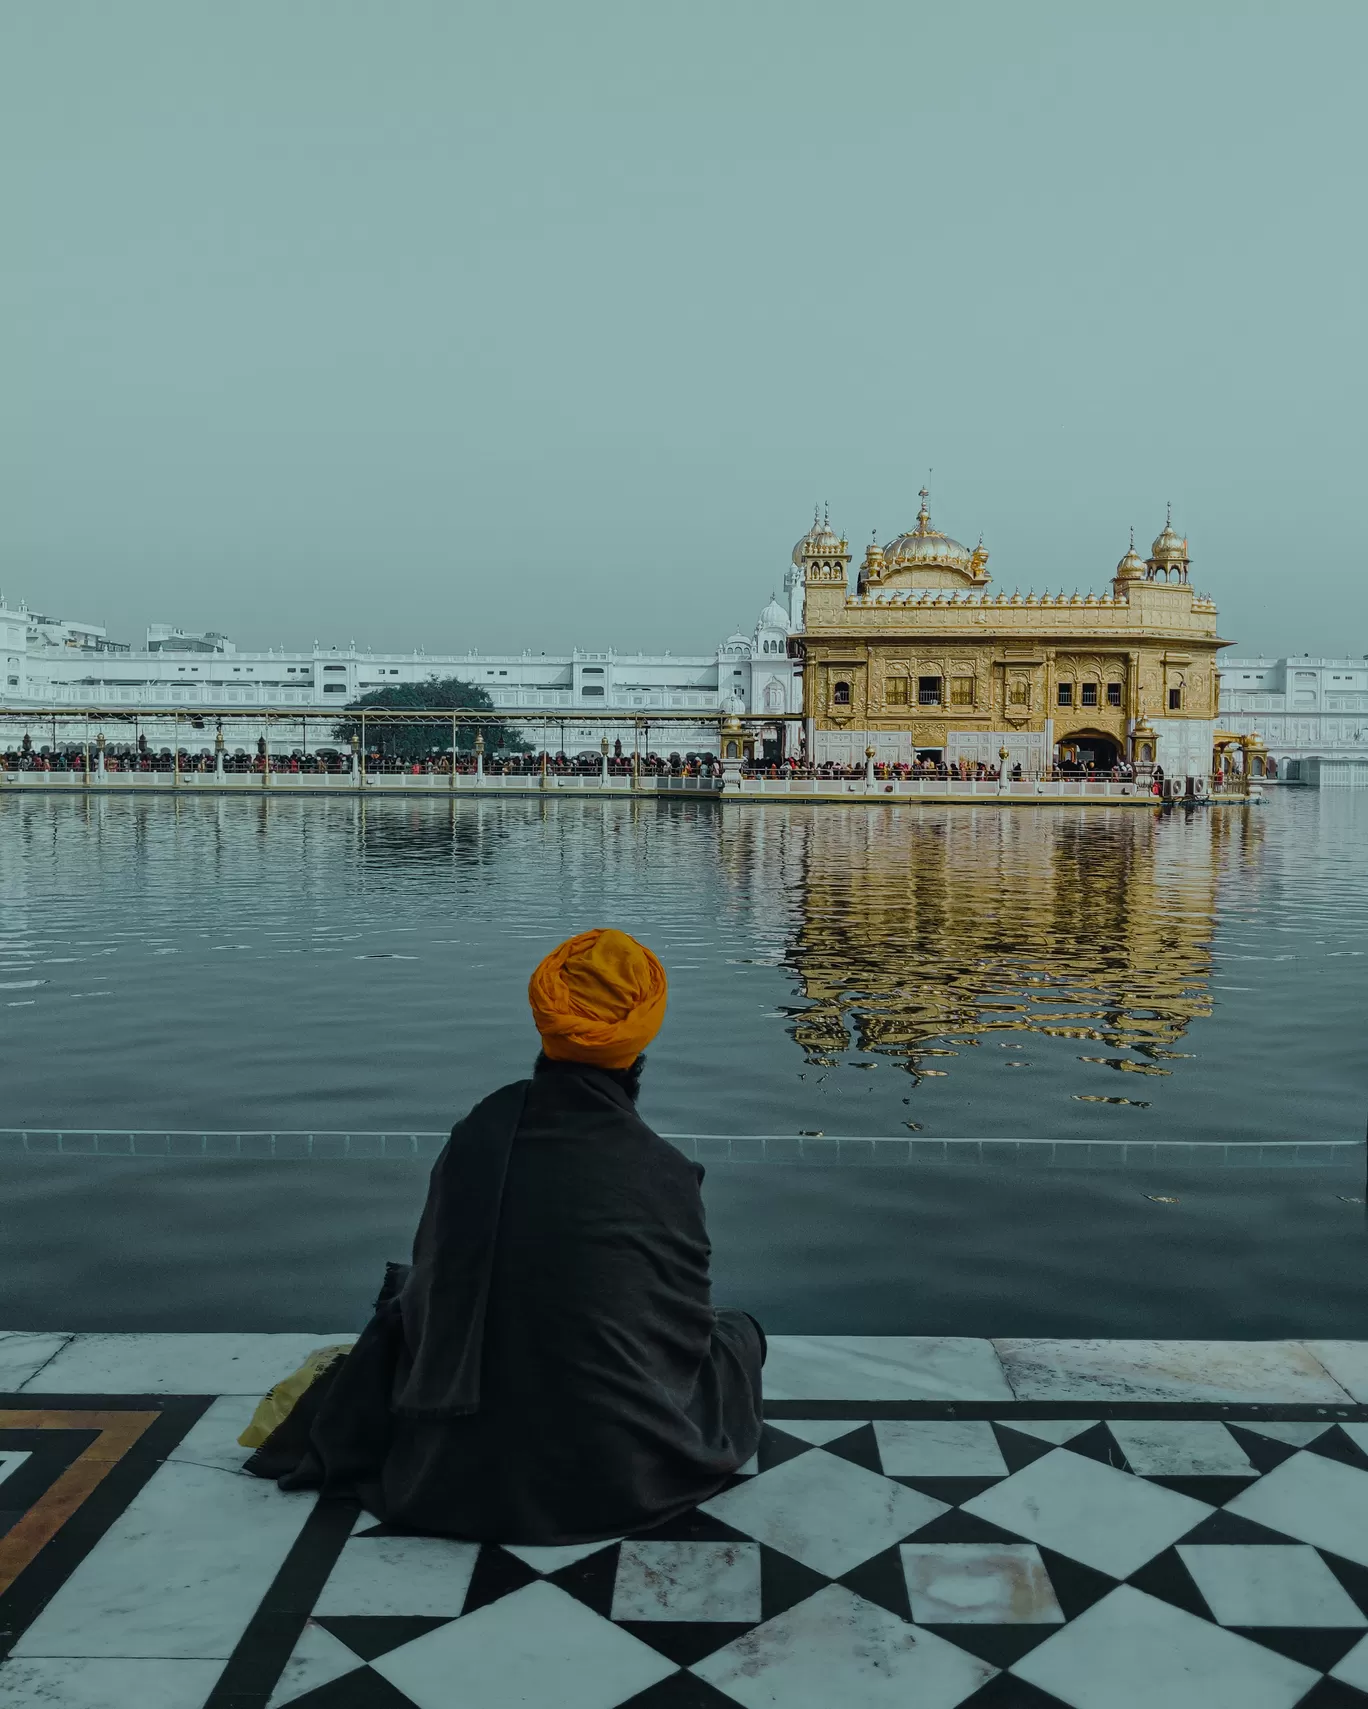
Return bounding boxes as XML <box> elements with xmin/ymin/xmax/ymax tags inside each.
<box><xmin>3</xmin><ymin>2</ymin><xmax>1364</xmax><ymax>659</ymax></box>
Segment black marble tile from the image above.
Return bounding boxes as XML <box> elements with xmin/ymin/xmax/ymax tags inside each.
<box><xmin>1035</xmin><ymin>1548</ymin><xmax>1118</xmax><ymax>1621</ymax></box>
<box><xmin>1310</xmin><ymin>1429</ymin><xmax>1368</xmax><ymax>1473</ymax></box>
<box><xmin>991</xmin><ymin>1426</ymin><xmax>1065</xmax><ymax>1475</ymax></box>
<box><xmin>819</xmin><ymin>1422</ymin><xmax>883</xmax><ymax>1473</ymax></box>
<box><xmin>1061</xmin><ymin>1423</ymin><xmax>1128</xmax><ymax>1469</ymax></box>
<box><xmin>959</xmin><ymin>1670</ymin><xmax>1072</xmax><ymax>1707</ymax></box>
<box><xmin>894</xmin><ymin>1474</ymin><xmax>1004</xmax><ymax>1505</ymax></box>
<box><xmin>547</xmin><ymin>1542</ymin><xmax>620</xmax><ymax>1617</ymax></box>
<box><xmin>619</xmin><ymin>1672</ymin><xmax>737</xmax><ymax>1708</ymax></box>
<box><xmin>836</xmin><ymin>1545</ymin><xmax>911</xmax><ymax>1621</ymax></box>
<box><xmin>314</xmin><ymin>1615</ymin><xmax>454</xmax><ymax>1661</ymax></box>
<box><xmin>919</xmin><ymin>1622</ymin><xmax>1060</xmax><ymax>1670</ymax></box>
<box><xmin>1223</xmin><ymin>1424</ymin><xmax>1307</xmax><ymax>1473</ymax></box>
<box><xmin>1144</xmin><ymin>1473</ymin><xmax>1260</xmax><ymax>1507</ymax></box>
<box><xmin>1320</xmin><ymin>1550</ymin><xmax>1368</xmax><ymax>1619</ymax></box>
<box><xmin>631</xmin><ymin>1507</ymin><xmax>751</xmax><ymax>1545</ymax></box>
<box><xmin>1124</xmin><ymin>1547</ymin><xmax>1213</xmax><ymax>1620</ymax></box>
<box><xmin>904</xmin><ymin>1507</ymin><xmax>1027</xmax><ymax>1546</ymax></box>
<box><xmin>616</xmin><ymin>1619</ymin><xmax>754</xmax><ymax>1668</ymax></box>
<box><xmin>754</xmin><ymin>1425</ymin><xmax>814</xmax><ymax>1473</ymax></box>
<box><xmin>1231</xmin><ymin>1626</ymin><xmax>1366</xmax><ymax>1672</ymax></box>
<box><xmin>459</xmin><ymin>1544</ymin><xmax>541</xmax><ymax>1614</ymax></box>
<box><xmin>758</xmin><ymin>1543</ymin><xmax>830</xmax><ymax>1620</ymax></box>
<box><xmin>1292</xmin><ymin>1677</ymin><xmax>1368</xmax><ymax>1707</ymax></box>
<box><xmin>1176</xmin><ymin>1508</ymin><xmax>1300</xmax><ymax>1546</ymax></box>
<box><xmin>268</xmin><ymin>1668</ymin><xmax>415</xmax><ymax>1708</ymax></box>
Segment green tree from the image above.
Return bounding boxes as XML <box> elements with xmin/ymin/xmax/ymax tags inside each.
<box><xmin>333</xmin><ymin>675</ymin><xmax>530</xmax><ymax>764</ymax></box>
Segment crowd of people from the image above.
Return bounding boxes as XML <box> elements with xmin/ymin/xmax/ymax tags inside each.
<box><xmin>1</xmin><ymin>738</ymin><xmax>1262</xmax><ymax>789</ymax></box>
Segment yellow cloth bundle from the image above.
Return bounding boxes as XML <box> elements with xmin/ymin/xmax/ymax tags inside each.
<box><xmin>237</xmin><ymin>1342</ymin><xmax>355</xmax><ymax>1448</ymax></box>
<box><xmin>528</xmin><ymin>928</ymin><xmax>667</xmax><ymax>1069</ymax></box>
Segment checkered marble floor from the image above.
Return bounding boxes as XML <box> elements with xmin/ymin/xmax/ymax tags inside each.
<box><xmin>3</xmin><ymin>1334</ymin><xmax>1368</xmax><ymax>1707</ymax></box>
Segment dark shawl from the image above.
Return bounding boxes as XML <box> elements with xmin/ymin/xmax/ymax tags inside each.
<box><xmin>248</xmin><ymin>1058</ymin><xmax>764</xmax><ymax>1543</ymax></box>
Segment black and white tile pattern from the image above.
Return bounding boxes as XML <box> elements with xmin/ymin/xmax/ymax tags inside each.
<box><xmin>203</xmin><ymin>1405</ymin><xmax>1368</xmax><ymax>1709</ymax></box>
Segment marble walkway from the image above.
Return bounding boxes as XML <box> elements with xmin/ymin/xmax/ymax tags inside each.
<box><xmin>2</xmin><ymin>1332</ymin><xmax>1368</xmax><ymax>1708</ymax></box>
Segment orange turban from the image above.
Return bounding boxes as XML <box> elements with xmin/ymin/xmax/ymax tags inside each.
<box><xmin>528</xmin><ymin>928</ymin><xmax>667</xmax><ymax>1069</ymax></box>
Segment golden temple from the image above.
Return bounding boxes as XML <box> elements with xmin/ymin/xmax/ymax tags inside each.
<box><xmin>793</xmin><ymin>492</ymin><xmax>1231</xmax><ymax>780</ymax></box>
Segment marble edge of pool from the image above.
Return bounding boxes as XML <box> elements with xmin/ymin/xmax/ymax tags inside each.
<box><xmin>2</xmin><ymin>1331</ymin><xmax>1366</xmax><ymax>1405</ymax></box>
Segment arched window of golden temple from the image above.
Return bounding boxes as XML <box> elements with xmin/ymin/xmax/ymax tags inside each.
<box><xmin>833</xmin><ymin>681</ymin><xmax>851</xmax><ymax>706</ymax></box>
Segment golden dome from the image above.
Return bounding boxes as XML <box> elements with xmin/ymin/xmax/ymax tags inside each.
<box><xmin>1116</xmin><ymin>526</ymin><xmax>1147</xmax><ymax>578</ymax></box>
<box><xmin>883</xmin><ymin>489</ymin><xmax>975</xmax><ymax>573</ymax></box>
<box><xmin>792</xmin><ymin>503</ymin><xmax>844</xmax><ymax>566</ymax></box>
<box><xmin>1150</xmin><ymin>503</ymin><xmax>1187</xmax><ymax>562</ymax></box>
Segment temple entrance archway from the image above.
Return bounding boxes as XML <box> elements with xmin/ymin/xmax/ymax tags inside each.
<box><xmin>1056</xmin><ymin>730</ymin><xmax>1121</xmax><ymax>772</ymax></box>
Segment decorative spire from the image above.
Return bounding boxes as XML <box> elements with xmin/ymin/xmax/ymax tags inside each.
<box><xmin>812</xmin><ymin>502</ymin><xmax>820</xmax><ymax>529</ymax></box>
<box><xmin>1129</xmin><ymin>525</ymin><xmax>1135</xmax><ymax>549</ymax></box>
<box><xmin>1165</xmin><ymin>500</ymin><xmax>1172</xmax><ymax>528</ymax></box>
<box><xmin>823</xmin><ymin>501</ymin><xmax>830</xmax><ymax>528</ymax></box>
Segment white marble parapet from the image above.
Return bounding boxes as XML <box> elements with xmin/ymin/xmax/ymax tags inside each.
<box><xmin>5</xmin><ymin>1331</ymin><xmax>1365</xmax><ymax>1404</ymax></box>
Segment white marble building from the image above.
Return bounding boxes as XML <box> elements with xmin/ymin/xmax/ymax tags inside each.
<box><xmin>0</xmin><ymin>593</ymin><xmax>803</xmax><ymax>755</ymax></box>
<box><xmin>1218</xmin><ymin>657</ymin><xmax>1368</xmax><ymax>775</ymax></box>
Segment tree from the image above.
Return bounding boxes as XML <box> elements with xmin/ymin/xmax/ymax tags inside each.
<box><xmin>333</xmin><ymin>675</ymin><xmax>530</xmax><ymax>764</ymax></box>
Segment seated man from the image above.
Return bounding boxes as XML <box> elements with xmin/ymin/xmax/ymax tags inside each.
<box><xmin>246</xmin><ymin>928</ymin><xmax>764</xmax><ymax>1543</ymax></box>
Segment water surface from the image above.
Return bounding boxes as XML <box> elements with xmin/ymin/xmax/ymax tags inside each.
<box><xmin>1</xmin><ymin>792</ymin><xmax>1364</xmax><ymax>1333</ymax></box>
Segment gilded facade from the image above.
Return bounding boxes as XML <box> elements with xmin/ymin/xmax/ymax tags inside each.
<box><xmin>792</xmin><ymin>492</ymin><xmax>1228</xmax><ymax>777</ymax></box>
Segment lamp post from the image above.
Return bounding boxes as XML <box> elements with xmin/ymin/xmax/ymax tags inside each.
<box><xmin>864</xmin><ymin>745</ymin><xmax>876</xmax><ymax>788</ymax></box>
<box><xmin>475</xmin><ymin>731</ymin><xmax>485</xmax><ymax>782</ymax></box>
<box><xmin>96</xmin><ymin>729</ymin><xmax>107</xmax><ymax>779</ymax></box>
<box><xmin>998</xmin><ymin>744</ymin><xmax>1011</xmax><ymax>795</ymax></box>
<box><xmin>600</xmin><ymin>735</ymin><xmax>609</xmax><ymax>787</ymax></box>
<box><xmin>213</xmin><ymin>722</ymin><xmax>224</xmax><ymax>780</ymax></box>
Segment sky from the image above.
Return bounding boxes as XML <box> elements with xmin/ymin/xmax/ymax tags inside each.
<box><xmin>2</xmin><ymin>1</ymin><xmax>1364</xmax><ymax>660</ymax></box>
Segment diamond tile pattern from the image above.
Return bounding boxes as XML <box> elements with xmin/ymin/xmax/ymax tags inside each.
<box><xmin>75</xmin><ymin>1401</ymin><xmax>1368</xmax><ymax>1709</ymax></box>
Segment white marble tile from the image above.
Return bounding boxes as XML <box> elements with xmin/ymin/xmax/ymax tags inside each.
<box><xmin>503</xmin><ymin>1537</ymin><xmax>622</xmax><ymax>1574</ymax></box>
<box><xmin>692</xmin><ymin>1582</ymin><xmax>997</xmax><ymax>1709</ymax></box>
<box><xmin>266</xmin><ymin>1622</ymin><xmax>364</xmax><ymax>1708</ymax></box>
<box><xmin>994</xmin><ymin>1339</ymin><xmax>1354</xmax><ymax>1404</ymax></box>
<box><xmin>0</xmin><ymin>1450</ymin><xmax>31</xmax><ymax>1488</ymax></box>
<box><xmin>1237</xmin><ymin>1420</ymin><xmax>1333</xmax><ymax>1447</ymax></box>
<box><xmin>163</xmin><ymin>1396</ymin><xmax>259</xmax><ymax>1475</ymax></box>
<box><xmin>315</xmin><ymin>1534</ymin><xmax>479</xmax><ymax>1617</ymax></box>
<box><xmin>0</xmin><ymin>1656</ymin><xmax>225</xmax><ymax>1709</ymax></box>
<box><xmin>373</xmin><ymin>1580</ymin><xmax>674</xmax><ymax>1709</ymax></box>
<box><xmin>1306</xmin><ymin>1340</ymin><xmax>1368</xmax><ymax>1403</ymax></box>
<box><xmin>24</xmin><ymin>1332</ymin><xmax>355</xmax><ymax>1395</ymax></box>
<box><xmin>1225</xmin><ymin>1450</ymin><xmax>1368</xmax><ymax>1567</ymax></box>
<box><xmin>764</xmin><ymin>1336</ymin><xmax>1012</xmax><ymax>1402</ymax></box>
<box><xmin>1332</xmin><ymin>1631</ymin><xmax>1368</xmax><ymax>1691</ymax></box>
<box><xmin>1107</xmin><ymin>1420</ymin><xmax>1255</xmax><ymax>1477</ymax></box>
<box><xmin>995</xmin><ymin>1418</ymin><xmax>1098</xmax><ymax>1445</ymax></box>
<box><xmin>10</xmin><ymin>1459</ymin><xmax>315</xmax><ymax>1659</ymax></box>
<box><xmin>611</xmin><ymin>1540</ymin><xmax>761</xmax><ymax>1622</ymax></box>
<box><xmin>735</xmin><ymin>1453</ymin><xmax>758</xmax><ymax>1475</ymax></box>
<box><xmin>963</xmin><ymin>1449</ymin><xmax>1210</xmax><ymax>1579</ymax></box>
<box><xmin>900</xmin><ymin>1543</ymin><xmax>1063</xmax><ymax>1624</ymax></box>
<box><xmin>701</xmin><ymin>1448</ymin><xmax>946</xmax><ymax>1578</ymax></box>
<box><xmin>0</xmin><ymin>1331</ymin><xmax>72</xmax><ymax>1389</ymax></box>
<box><xmin>874</xmin><ymin>1420</ymin><xmax>1007</xmax><ymax>1478</ymax></box>
<box><xmin>1177</xmin><ymin>1544</ymin><xmax>1367</xmax><ymax>1627</ymax></box>
<box><xmin>775</xmin><ymin>1418</ymin><xmax>871</xmax><ymax>1446</ymax></box>
<box><xmin>1011</xmin><ymin>1584</ymin><xmax>1318</xmax><ymax>1709</ymax></box>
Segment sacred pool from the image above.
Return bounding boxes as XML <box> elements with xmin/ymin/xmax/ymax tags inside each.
<box><xmin>0</xmin><ymin>789</ymin><xmax>1363</xmax><ymax>1340</ymax></box>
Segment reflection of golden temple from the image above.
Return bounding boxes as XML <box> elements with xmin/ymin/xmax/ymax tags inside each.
<box><xmin>722</xmin><ymin>804</ymin><xmax>1263</xmax><ymax>1079</ymax></box>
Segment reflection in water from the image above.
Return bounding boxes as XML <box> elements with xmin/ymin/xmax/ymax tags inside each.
<box><xmin>725</xmin><ymin>806</ymin><xmax>1265</xmax><ymax>1082</ymax></box>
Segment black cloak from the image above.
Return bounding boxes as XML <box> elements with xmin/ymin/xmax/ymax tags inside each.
<box><xmin>247</xmin><ymin>1057</ymin><xmax>764</xmax><ymax>1543</ymax></box>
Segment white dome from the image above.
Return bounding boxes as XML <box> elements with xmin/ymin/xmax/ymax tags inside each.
<box><xmin>757</xmin><ymin>597</ymin><xmax>790</xmax><ymax>632</ymax></box>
